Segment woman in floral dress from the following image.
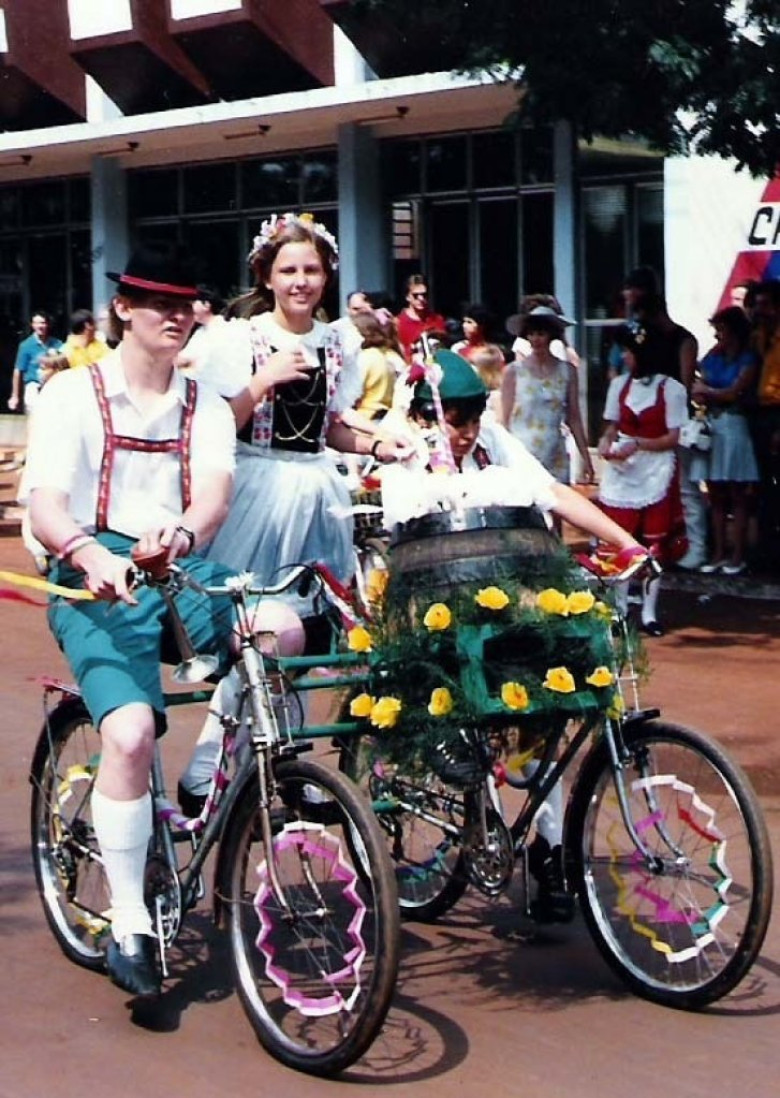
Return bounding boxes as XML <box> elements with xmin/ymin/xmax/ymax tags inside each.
<box><xmin>501</xmin><ymin>306</ymin><xmax>595</xmax><ymax>492</ymax></box>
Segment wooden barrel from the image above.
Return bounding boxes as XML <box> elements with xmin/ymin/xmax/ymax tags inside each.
<box><xmin>388</xmin><ymin>505</ymin><xmax>560</xmax><ymax>595</ymax></box>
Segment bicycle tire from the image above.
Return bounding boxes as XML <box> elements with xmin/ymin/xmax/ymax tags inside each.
<box><xmin>567</xmin><ymin>719</ymin><xmax>773</xmax><ymax>1009</ymax></box>
<box><xmin>340</xmin><ymin>735</ymin><xmax>469</xmax><ymax>923</ymax></box>
<box><xmin>29</xmin><ymin>698</ymin><xmax>110</xmax><ymax>972</ymax></box>
<box><xmin>219</xmin><ymin>756</ymin><xmax>400</xmax><ymax>1076</ymax></box>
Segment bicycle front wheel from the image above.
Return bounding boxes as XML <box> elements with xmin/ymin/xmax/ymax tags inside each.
<box><xmin>220</xmin><ymin>756</ymin><xmax>400</xmax><ymax>1076</ymax></box>
<box><xmin>30</xmin><ymin>698</ymin><xmax>110</xmax><ymax>971</ymax></box>
<box><xmin>340</xmin><ymin>735</ymin><xmax>469</xmax><ymax>922</ymax></box>
<box><xmin>568</xmin><ymin>720</ymin><xmax>773</xmax><ymax>1009</ymax></box>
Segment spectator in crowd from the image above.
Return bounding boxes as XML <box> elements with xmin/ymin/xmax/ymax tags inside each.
<box><xmin>507</xmin><ymin>294</ymin><xmax>581</xmax><ymax>369</ymax></box>
<box><xmin>597</xmin><ymin>325</ymin><xmax>689</xmax><ymax>635</ymax></box>
<box><xmin>747</xmin><ymin>279</ymin><xmax>780</xmax><ymax>568</ymax></box>
<box><xmin>500</xmin><ymin>305</ymin><xmax>595</xmax><ymax>494</ymax></box>
<box><xmin>451</xmin><ymin>303</ymin><xmax>494</xmax><ymax>365</ymax></box>
<box><xmin>7</xmin><ymin>311</ymin><xmax>62</xmax><ymax>413</ymax></box>
<box><xmin>395</xmin><ymin>273</ymin><xmax>446</xmax><ymax>361</ymax></box>
<box><xmin>470</xmin><ymin>342</ymin><xmax>507</xmax><ymax>422</ymax></box>
<box><xmin>175</xmin><ymin>286</ymin><xmax>245</xmax><ymax>380</ymax></box>
<box><xmin>353</xmin><ymin>310</ymin><xmax>404</xmax><ymax>420</ymax></box>
<box><xmin>623</xmin><ymin>268</ymin><xmax>703</xmax><ymax>570</ymax></box>
<box><xmin>693</xmin><ymin>306</ymin><xmax>759</xmax><ymax>576</ymax></box>
<box><xmin>63</xmin><ymin>309</ymin><xmax>110</xmax><ymax>369</ymax></box>
<box><xmin>329</xmin><ymin>288</ymin><xmax>374</xmax><ymax>356</ymax></box>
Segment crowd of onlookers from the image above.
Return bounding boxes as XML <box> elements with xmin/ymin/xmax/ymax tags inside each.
<box><xmin>7</xmin><ymin>263</ymin><xmax>780</xmax><ymax>594</ymax></box>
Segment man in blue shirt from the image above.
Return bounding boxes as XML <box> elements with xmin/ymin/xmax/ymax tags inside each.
<box><xmin>8</xmin><ymin>311</ymin><xmax>62</xmax><ymax>413</ymax></box>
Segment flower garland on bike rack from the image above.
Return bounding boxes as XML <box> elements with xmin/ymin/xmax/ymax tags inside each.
<box><xmin>341</xmin><ymin>548</ymin><xmax>641</xmax><ymax>779</ymax></box>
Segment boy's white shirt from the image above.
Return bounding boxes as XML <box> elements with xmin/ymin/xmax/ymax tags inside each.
<box><xmin>379</xmin><ymin>415</ymin><xmax>557</xmax><ymax>530</ymax></box>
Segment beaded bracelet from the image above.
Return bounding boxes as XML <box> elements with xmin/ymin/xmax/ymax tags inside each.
<box><xmin>56</xmin><ymin>532</ymin><xmax>96</xmax><ymax>562</ymax></box>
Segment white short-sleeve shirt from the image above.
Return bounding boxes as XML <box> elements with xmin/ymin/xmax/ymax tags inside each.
<box><xmin>20</xmin><ymin>349</ymin><xmax>236</xmax><ymax>538</ymax></box>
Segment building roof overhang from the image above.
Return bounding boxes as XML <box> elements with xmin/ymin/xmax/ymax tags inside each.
<box><xmin>0</xmin><ymin>71</ymin><xmax>519</xmax><ymax>182</ymax></box>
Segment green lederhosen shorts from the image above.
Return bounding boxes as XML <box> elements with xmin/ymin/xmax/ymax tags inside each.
<box><xmin>48</xmin><ymin>531</ymin><xmax>236</xmax><ymax>732</ymax></box>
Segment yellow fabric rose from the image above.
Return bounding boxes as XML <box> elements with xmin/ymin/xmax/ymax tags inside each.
<box><xmin>566</xmin><ymin>590</ymin><xmax>596</xmax><ymax>615</ymax></box>
<box><xmin>594</xmin><ymin>600</ymin><xmax>613</xmax><ymax>620</ymax></box>
<box><xmin>423</xmin><ymin>602</ymin><xmax>452</xmax><ymax>631</ymax></box>
<box><xmin>536</xmin><ymin>588</ymin><xmax>569</xmax><ymax>615</ymax></box>
<box><xmin>428</xmin><ymin>687</ymin><xmax>454</xmax><ymax>717</ymax></box>
<box><xmin>475</xmin><ymin>586</ymin><xmax>510</xmax><ymax>611</ymax></box>
<box><xmin>586</xmin><ymin>666</ymin><xmax>614</xmax><ymax>688</ymax></box>
<box><xmin>347</xmin><ymin>625</ymin><xmax>373</xmax><ymax>653</ymax></box>
<box><xmin>501</xmin><ymin>681</ymin><xmax>530</xmax><ymax>711</ymax></box>
<box><xmin>349</xmin><ymin>693</ymin><xmax>376</xmax><ymax>718</ymax></box>
<box><xmin>606</xmin><ymin>694</ymin><xmax>625</xmax><ymax>719</ymax></box>
<box><xmin>365</xmin><ymin>567</ymin><xmax>389</xmax><ymax>604</ymax></box>
<box><xmin>543</xmin><ymin>666</ymin><xmax>576</xmax><ymax>693</ymax></box>
<box><xmin>369</xmin><ymin>696</ymin><xmax>402</xmax><ymax>729</ymax></box>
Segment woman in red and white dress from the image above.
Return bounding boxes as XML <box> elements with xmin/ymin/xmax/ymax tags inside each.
<box><xmin>597</xmin><ymin>326</ymin><xmax>689</xmax><ymax>636</ymax></box>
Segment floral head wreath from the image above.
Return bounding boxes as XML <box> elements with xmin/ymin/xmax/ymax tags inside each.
<box><xmin>247</xmin><ymin>212</ymin><xmax>339</xmax><ymax>270</ymax></box>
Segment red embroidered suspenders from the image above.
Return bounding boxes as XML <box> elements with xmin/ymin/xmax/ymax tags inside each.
<box><xmin>89</xmin><ymin>365</ymin><xmax>197</xmax><ymax>531</ymax></box>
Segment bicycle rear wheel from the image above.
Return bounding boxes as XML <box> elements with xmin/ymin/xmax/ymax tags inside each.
<box><xmin>568</xmin><ymin>720</ymin><xmax>773</xmax><ymax>1009</ymax></box>
<box><xmin>340</xmin><ymin>735</ymin><xmax>469</xmax><ymax>922</ymax></box>
<box><xmin>220</xmin><ymin>756</ymin><xmax>400</xmax><ymax>1076</ymax></box>
<box><xmin>30</xmin><ymin>698</ymin><xmax>110</xmax><ymax>971</ymax></box>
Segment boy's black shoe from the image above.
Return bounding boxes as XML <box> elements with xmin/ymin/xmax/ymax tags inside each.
<box><xmin>106</xmin><ymin>934</ymin><xmax>161</xmax><ymax>998</ymax></box>
<box><xmin>177</xmin><ymin>780</ymin><xmax>207</xmax><ymax>819</ymax></box>
<box><xmin>527</xmin><ymin>835</ymin><xmax>576</xmax><ymax>924</ymax></box>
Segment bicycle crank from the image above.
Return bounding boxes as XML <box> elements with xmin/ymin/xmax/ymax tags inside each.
<box><xmin>462</xmin><ymin>807</ymin><xmax>514</xmax><ymax>896</ymax></box>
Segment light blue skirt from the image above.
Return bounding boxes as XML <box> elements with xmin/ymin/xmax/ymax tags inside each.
<box><xmin>707</xmin><ymin>412</ymin><xmax>759</xmax><ymax>483</ymax></box>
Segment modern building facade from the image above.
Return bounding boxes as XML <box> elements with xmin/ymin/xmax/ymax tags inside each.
<box><xmin>0</xmin><ymin>0</ymin><xmax>674</xmax><ymax>432</ymax></box>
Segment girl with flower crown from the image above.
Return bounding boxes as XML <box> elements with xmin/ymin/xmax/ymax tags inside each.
<box><xmin>200</xmin><ymin>213</ymin><xmax>410</xmax><ymax>651</ymax></box>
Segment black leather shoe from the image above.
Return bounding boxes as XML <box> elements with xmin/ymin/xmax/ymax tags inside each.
<box><xmin>640</xmin><ymin>620</ymin><xmax>664</xmax><ymax>637</ymax></box>
<box><xmin>106</xmin><ymin>934</ymin><xmax>161</xmax><ymax>999</ymax></box>
<box><xmin>177</xmin><ymin>780</ymin><xmax>207</xmax><ymax>819</ymax></box>
<box><xmin>527</xmin><ymin>836</ymin><xmax>576</xmax><ymax>924</ymax></box>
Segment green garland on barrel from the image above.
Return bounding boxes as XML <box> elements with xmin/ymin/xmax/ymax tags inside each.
<box><xmin>347</xmin><ymin>544</ymin><xmax>642</xmax><ymax>777</ymax></box>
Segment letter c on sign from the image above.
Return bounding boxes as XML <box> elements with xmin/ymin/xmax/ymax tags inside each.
<box><xmin>749</xmin><ymin>206</ymin><xmax>774</xmax><ymax>247</ymax></box>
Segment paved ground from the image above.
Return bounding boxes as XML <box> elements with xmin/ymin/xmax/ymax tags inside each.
<box><xmin>1</xmin><ymin>461</ymin><xmax>780</xmax><ymax>1097</ymax></box>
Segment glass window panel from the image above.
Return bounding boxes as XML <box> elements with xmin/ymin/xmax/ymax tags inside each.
<box><xmin>21</xmin><ymin>181</ymin><xmax>66</xmax><ymax>227</ymax></box>
<box><xmin>128</xmin><ymin>169</ymin><xmax>179</xmax><ymax>219</ymax></box>
<box><xmin>302</xmin><ymin>151</ymin><xmax>337</xmax><ymax>204</ymax></box>
<box><xmin>582</xmin><ymin>185</ymin><xmax>627</xmax><ymax>317</ymax></box>
<box><xmin>478</xmin><ymin>197</ymin><xmax>518</xmax><ymax>332</ymax></box>
<box><xmin>69</xmin><ymin>229</ymin><xmax>92</xmax><ymax>313</ymax></box>
<box><xmin>637</xmin><ymin>185</ymin><xmax>665</xmax><ymax>288</ymax></box>
<box><xmin>521</xmin><ymin>126</ymin><xmax>554</xmax><ymax>185</ymax></box>
<box><xmin>522</xmin><ymin>191</ymin><xmax>554</xmax><ymax>297</ymax></box>
<box><xmin>425</xmin><ymin>136</ymin><xmax>467</xmax><ymax>193</ymax></box>
<box><xmin>181</xmin><ymin>220</ymin><xmax>242</xmax><ymax>299</ymax></box>
<box><xmin>380</xmin><ymin>140</ymin><xmax>421</xmax><ymax>197</ymax></box>
<box><xmin>28</xmin><ymin>233</ymin><xmax>68</xmax><ymax>333</ymax></box>
<box><xmin>0</xmin><ymin>187</ymin><xmax>20</xmax><ymax>229</ymax></box>
<box><xmin>473</xmin><ymin>131</ymin><xmax>516</xmax><ymax>190</ymax></box>
<box><xmin>69</xmin><ymin>177</ymin><xmax>90</xmax><ymax>223</ymax></box>
<box><xmin>429</xmin><ymin>201</ymin><xmax>469</xmax><ymax>319</ymax></box>
<box><xmin>241</xmin><ymin>157</ymin><xmax>300</xmax><ymax>210</ymax></box>
<box><xmin>183</xmin><ymin>162</ymin><xmax>237</xmax><ymax>214</ymax></box>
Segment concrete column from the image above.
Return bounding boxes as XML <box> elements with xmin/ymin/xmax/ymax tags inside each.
<box><xmin>90</xmin><ymin>157</ymin><xmax>129</xmax><ymax>314</ymax></box>
<box><xmin>553</xmin><ymin>119</ymin><xmax>578</xmax><ymax>330</ymax></box>
<box><xmin>337</xmin><ymin>122</ymin><xmax>386</xmax><ymax>312</ymax></box>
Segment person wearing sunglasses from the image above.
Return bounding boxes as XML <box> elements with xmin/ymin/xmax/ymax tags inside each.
<box><xmin>396</xmin><ymin>273</ymin><xmax>446</xmax><ymax>362</ymax></box>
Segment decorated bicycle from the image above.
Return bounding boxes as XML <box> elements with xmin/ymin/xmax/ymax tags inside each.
<box><xmin>335</xmin><ymin>349</ymin><xmax>773</xmax><ymax>1010</ymax></box>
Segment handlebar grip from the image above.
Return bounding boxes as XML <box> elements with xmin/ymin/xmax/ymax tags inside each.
<box><xmin>130</xmin><ymin>544</ymin><xmax>170</xmax><ymax>581</ymax></box>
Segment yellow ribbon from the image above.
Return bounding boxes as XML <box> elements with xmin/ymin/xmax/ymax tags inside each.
<box><xmin>0</xmin><ymin>569</ymin><xmax>95</xmax><ymax>601</ymax></box>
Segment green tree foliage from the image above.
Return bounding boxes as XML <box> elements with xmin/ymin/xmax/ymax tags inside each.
<box><xmin>351</xmin><ymin>0</ymin><xmax>780</xmax><ymax>176</ymax></box>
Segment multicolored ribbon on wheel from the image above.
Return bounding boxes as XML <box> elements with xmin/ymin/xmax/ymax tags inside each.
<box><xmin>0</xmin><ymin>569</ymin><xmax>95</xmax><ymax>606</ymax></box>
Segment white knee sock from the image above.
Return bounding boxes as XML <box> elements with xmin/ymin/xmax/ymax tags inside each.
<box><xmin>180</xmin><ymin>667</ymin><xmax>244</xmax><ymax>796</ymax></box>
<box><xmin>522</xmin><ymin>760</ymin><xmax>564</xmax><ymax>847</ymax></box>
<box><xmin>91</xmin><ymin>789</ymin><xmax>154</xmax><ymax>942</ymax></box>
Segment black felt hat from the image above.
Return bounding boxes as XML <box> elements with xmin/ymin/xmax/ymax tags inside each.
<box><xmin>107</xmin><ymin>241</ymin><xmax>199</xmax><ymax>299</ymax></box>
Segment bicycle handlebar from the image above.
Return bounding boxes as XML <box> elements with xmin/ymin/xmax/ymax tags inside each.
<box><xmin>575</xmin><ymin>546</ymin><xmax>662</xmax><ymax>586</ymax></box>
<box><xmin>127</xmin><ymin>545</ymin><xmax>313</xmax><ymax>602</ymax></box>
